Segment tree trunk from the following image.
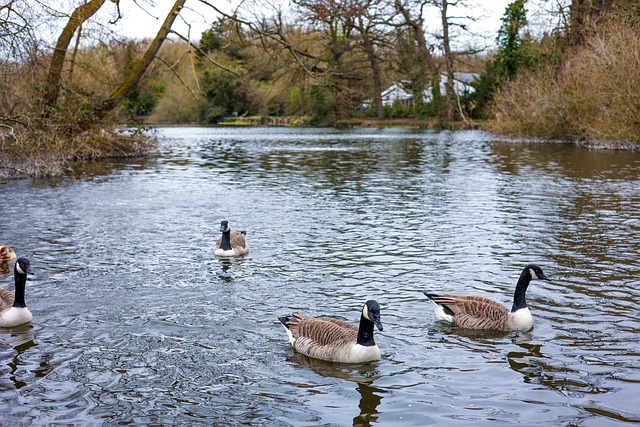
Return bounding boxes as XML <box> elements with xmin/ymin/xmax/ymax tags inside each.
<box><xmin>440</xmin><ymin>0</ymin><xmax>457</xmax><ymax>121</ymax></box>
<box><xmin>569</xmin><ymin>0</ymin><xmax>609</xmax><ymax>45</ymax></box>
<box><xmin>67</xmin><ymin>23</ymin><xmax>83</xmax><ymax>83</ymax></box>
<box><xmin>360</xmin><ymin>28</ymin><xmax>385</xmax><ymax>120</ymax></box>
<box><xmin>395</xmin><ymin>0</ymin><xmax>442</xmax><ymax>117</ymax></box>
<box><xmin>42</xmin><ymin>0</ymin><xmax>107</xmax><ymax>113</ymax></box>
<box><xmin>100</xmin><ymin>0</ymin><xmax>187</xmax><ymax>116</ymax></box>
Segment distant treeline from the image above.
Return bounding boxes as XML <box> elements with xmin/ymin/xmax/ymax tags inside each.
<box><xmin>134</xmin><ymin>0</ymin><xmax>640</xmax><ymax>143</ymax></box>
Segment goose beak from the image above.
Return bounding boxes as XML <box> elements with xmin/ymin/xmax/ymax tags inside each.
<box><xmin>373</xmin><ymin>317</ymin><xmax>383</xmax><ymax>331</ymax></box>
<box><xmin>26</xmin><ymin>266</ymin><xmax>34</xmax><ymax>275</ymax></box>
<box><xmin>219</xmin><ymin>224</ymin><xmax>226</xmax><ymax>232</ymax></box>
<box><xmin>539</xmin><ymin>272</ymin><xmax>550</xmax><ymax>281</ymax></box>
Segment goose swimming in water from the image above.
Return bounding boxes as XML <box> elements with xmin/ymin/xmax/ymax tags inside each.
<box><xmin>423</xmin><ymin>264</ymin><xmax>550</xmax><ymax>332</ymax></box>
<box><xmin>278</xmin><ymin>300</ymin><xmax>383</xmax><ymax>363</ymax></box>
<box><xmin>214</xmin><ymin>220</ymin><xmax>249</xmax><ymax>257</ymax></box>
<box><xmin>0</xmin><ymin>243</ymin><xmax>16</xmax><ymax>261</ymax></box>
<box><xmin>0</xmin><ymin>258</ymin><xmax>34</xmax><ymax>328</ymax></box>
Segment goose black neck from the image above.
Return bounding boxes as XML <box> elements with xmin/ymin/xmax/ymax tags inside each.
<box><xmin>511</xmin><ymin>270</ymin><xmax>531</xmax><ymax>312</ymax></box>
<box><xmin>13</xmin><ymin>272</ymin><xmax>27</xmax><ymax>308</ymax></box>
<box><xmin>357</xmin><ymin>315</ymin><xmax>376</xmax><ymax>347</ymax></box>
<box><xmin>220</xmin><ymin>230</ymin><xmax>232</xmax><ymax>250</ymax></box>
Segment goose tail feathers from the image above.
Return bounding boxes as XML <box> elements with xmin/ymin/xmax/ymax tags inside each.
<box><xmin>278</xmin><ymin>315</ymin><xmax>296</xmax><ymax>345</ymax></box>
<box><xmin>422</xmin><ymin>291</ymin><xmax>455</xmax><ymax>322</ymax></box>
<box><xmin>278</xmin><ymin>315</ymin><xmax>291</xmax><ymax>327</ymax></box>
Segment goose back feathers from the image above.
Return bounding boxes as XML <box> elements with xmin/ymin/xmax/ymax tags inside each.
<box><xmin>279</xmin><ymin>300</ymin><xmax>383</xmax><ymax>363</ymax></box>
<box><xmin>424</xmin><ymin>264</ymin><xmax>550</xmax><ymax>332</ymax></box>
<box><xmin>214</xmin><ymin>220</ymin><xmax>249</xmax><ymax>257</ymax></box>
<box><xmin>0</xmin><ymin>257</ymin><xmax>34</xmax><ymax>328</ymax></box>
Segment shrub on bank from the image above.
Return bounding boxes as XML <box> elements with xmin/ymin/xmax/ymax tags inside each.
<box><xmin>489</xmin><ymin>18</ymin><xmax>640</xmax><ymax>142</ymax></box>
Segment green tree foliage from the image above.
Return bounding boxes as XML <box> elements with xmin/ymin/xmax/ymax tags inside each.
<box><xmin>471</xmin><ymin>0</ymin><xmax>534</xmax><ymax>117</ymax></box>
<box><xmin>494</xmin><ymin>0</ymin><xmax>529</xmax><ymax>80</ymax></box>
<box><xmin>473</xmin><ymin>0</ymin><xmax>533</xmax><ymax>117</ymax></box>
<box><xmin>200</xmin><ymin>67</ymin><xmax>250</xmax><ymax>122</ymax></box>
<box><xmin>196</xmin><ymin>18</ymin><xmax>252</xmax><ymax>122</ymax></box>
<box><xmin>124</xmin><ymin>83</ymin><xmax>165</xmax><ymax>117</ymax></box>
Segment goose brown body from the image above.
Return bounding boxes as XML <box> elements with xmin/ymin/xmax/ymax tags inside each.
<box><xmin>278</xmin><ymin>300</ymin><xmax>383</xmax><ymax>363</ymax></box>
<box><xmin>214</xmin><ymin>220</ymin><xmax>249</xmax><ymax>257</ymax></box>
<box><xmin>0</xmin><ymin>288</ymin><xmax>16</xmax><ymax>312</ymax></box>
<box><xmin>424</xmin><ymin>264</ymin><xmax>550</xmax><ymax>332</ymax></box>
<box><xmin>282</xmin><ymin>314</ymin><xmax>363</xmax><ymax>362</ymax></box>
<box><xmin>424</xmin><ymin>294</ymin><xmax>516</xmax><ymax>330</ymax></box>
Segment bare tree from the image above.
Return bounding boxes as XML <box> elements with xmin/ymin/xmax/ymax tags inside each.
<box><xmin>434</xmin><ymin>0</ymin><xmax>480</xmax><ymax>123</ymax></box>
<box><xmin>439</xmin><ymin>0</ymin><xmax>456</xmax><ymax>120</ymax></box>
<box><xmin>101</xmin><ymin>0</ymin><xmax>187</xmax><ymax>116</ymax></box>
<box><xmin>41</xmin><ymin>0</ymin><xmax>108</xmax><ymax>113</ymax></box>
<box><xmin>1</xmin><ymin>0</ymin><xmax>40</xmax><ymax>128</ymax></box>
<box><xmin>394</xmin><ymin>0</ymin><xmax>443</xmax><ymax>117</ymax></box>
<box><xmin>34</xmin><ymin>0</ymin><xmax>190</xmax><ymax>127</ymax></box>
<box><xmin>0</xmin><ymin>0</ymin><xmax>37</xmax><ymax>61</ymax></box>
<box><xmin>352</xmin><ymin>0</ymin><xmax>395</xmax><ymax>119</ymax></box>
<box><xmin>291</xmin><ymin>0</ymin><xmax>362</xmax><ymax>118</ymax></box>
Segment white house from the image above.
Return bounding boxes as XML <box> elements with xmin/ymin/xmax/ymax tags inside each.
<box><xmin>380</xmin><ymin>82</ymin><xmax>413</xmax><ymax>106</ymax></box>
<box><xmin>377</xmin><ymin>73</ymin><xmax>480</xmax><ymax>107</ymax></box>
<box><xmin>423</xmin><ymin>72</ymin><xmax>479</xmax><ymax>102</ymax></box>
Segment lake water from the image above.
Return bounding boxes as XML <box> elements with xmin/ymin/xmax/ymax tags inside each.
<box><xmin>1</xmin><ymin>127</ymin><xmax>639</xmax><ymax>425</ymax></box>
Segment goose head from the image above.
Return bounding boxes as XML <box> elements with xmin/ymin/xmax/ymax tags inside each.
<box><xmin>219</xmin><ymin>220</ymin><xmax>230</xmax><ymax>233</ymax></box>
<box><xmin>524</xmin><ymin>264</ymin><xmax>550</xmax><ymax>281</ymax></box>
<box><xmin>15</xmin><ymin>258</ymin><xmax>34</xmax><ymax>277</ymax></box>
<box><xmin>362</xmin><ymin>300</ymin><xmax>383</xmax><ymax>331</ymax></box>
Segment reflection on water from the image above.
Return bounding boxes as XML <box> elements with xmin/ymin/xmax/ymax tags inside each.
<box><xmin>286</xmin><ymin>354</ymin><xmax>384</xmax><ymax>427</ymax></box>
<box><xmin>353</xmin><ymin>382</ymin><xmax>383</xmax><ymax>427</ymax></box>
<box><xmin>0</xmin><ymin>324</ymin><xmax>37</xmax><ymax>389</ymax></box>
<box><xmin>0</xmin><ymin>260</ymin><xmax>11</xmax><ymax>275</ymax></box>
<box><xmin>1</xmin><ymin>127</ymin><xmax>639</xmax><ymax>425</ymax></box>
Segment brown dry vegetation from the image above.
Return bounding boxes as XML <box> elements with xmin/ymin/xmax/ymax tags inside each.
<box><xmin>489</xmin><ymin>18</ymin><xmax>640</xmax><ymax>143</ymax></box>
<box><xmin>145</xmin><ymin>42</ymin><xmax>204</xmax><ymax>124</ymax></box>
<box><xmin>0</xmin><ymin>124</ymin><xmax>155</xmax><ymax>180</ymax></box>
<box><xmin>0</xmin><ymin>39</ymin><xmax>156</xmax><ymax>180</ymax></box>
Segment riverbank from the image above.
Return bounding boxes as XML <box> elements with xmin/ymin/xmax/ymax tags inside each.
<box><xmin>214</xmin><ymin>116</ymin><xmax>476</xmax><ymax>130</ymax></box>
<box><xmin>0</xmin><ymin>128</ymin><xmax>156</xmax><ymax>181</ymax></box>
<box><xmin>494</xmin><ymin>135</ymin><xmax>640</xmax><ymax>151</ymax></box>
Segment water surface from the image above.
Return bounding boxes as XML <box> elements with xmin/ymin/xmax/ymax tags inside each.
<box><xmin>1</xmin><ymin>127</ymin><xmax>639</xmax><ymax>425</ymax></box>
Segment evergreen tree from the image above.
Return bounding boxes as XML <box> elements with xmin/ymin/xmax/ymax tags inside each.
<box><xmin>494</xmin><ymin>0</ymin><xmax>529</xmax><ymax>81</ymax></box>
<box><xmin>471</xmin><ymin>0</ymin><xmax>531</xmax><ymax>117</ymax></box>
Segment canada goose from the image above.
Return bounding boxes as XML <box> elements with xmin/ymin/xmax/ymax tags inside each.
<box><xmin>278</xmin><ymin>300</ymin><xmax>383</xmax><ymax>363</ymax></box>
<box><xmin>214</xmin><ymin>220</ymin><xmax>249</xmax><ymax>257</ymax></box>
<box><xmin>0</xmin><ymin>243</ymin><xmax>16</xmax><ymax>261</ymax></box>
<box><xmin>0</xmin><ymin>258</ymin><xmax>34</xmax><ymax>328</ymax></box>
<box><xmin>423</xmin><ymin>264</ymin><xmax>550</xmax><ymax>332</ymax></box>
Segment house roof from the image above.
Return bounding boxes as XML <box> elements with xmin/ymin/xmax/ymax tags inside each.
<box><xmin>440</xmin><ymin>72</ymin><xmax>480</xmax><ymax>84</ymax></box>
<box><xmin>373</xmin><ymin>73</ymin><xmax>480</xmax><ymax>107</ymax></box>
